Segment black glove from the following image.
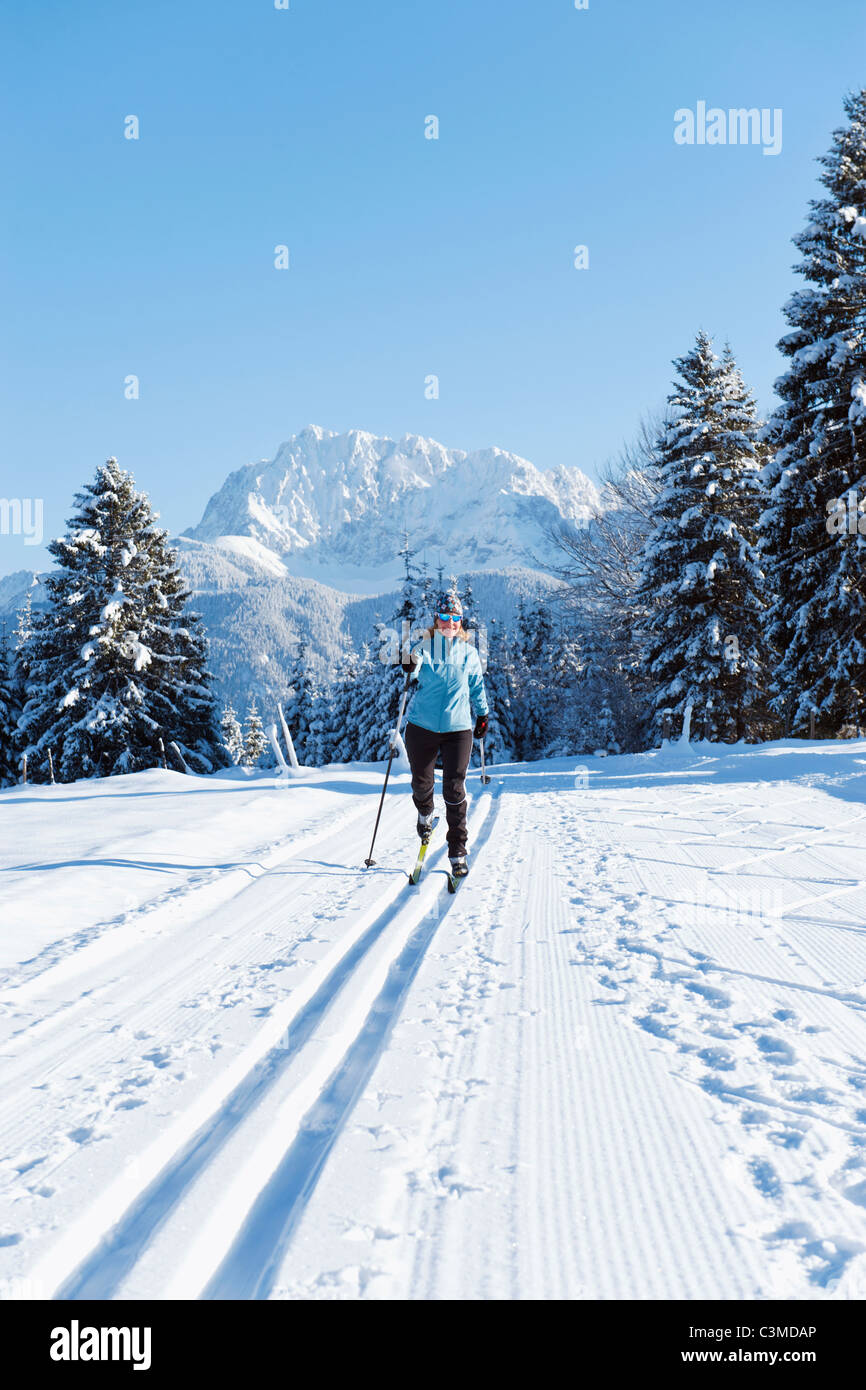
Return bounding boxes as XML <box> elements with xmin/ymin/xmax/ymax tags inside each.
<box><xmin>474</xmin><ymin>714</ymin><xmax>489</xmax><ymax>739</ymax></box>
<box><xmin>400</xmin><ymin>650</ymin><xmax>422</xmax><ymax>676</ymax></box>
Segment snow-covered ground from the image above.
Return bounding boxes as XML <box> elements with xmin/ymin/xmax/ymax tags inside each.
<box><xmin>2</xmin><ymin>740</ymin><xmax>866</xmax><ymax>1300</ymax></box>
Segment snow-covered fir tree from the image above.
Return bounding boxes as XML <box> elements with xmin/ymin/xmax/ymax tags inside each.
<box><xmin>540</xmin><ymin>621</ymin><xmax>590</xmax><ymax>756</ymax></box>
<box><xmin>8</xmin><ymin>588</ymin><xmax>36</xmax><ymax>775</ymax></box>
<box><xmin>323</xmin><ymin>651</ymin><xmax>362</xmax><ymax>764</ymax></box>
<box><xmin>346</xmin><ymin>643</ymin><xmax>383</xmax><ymax>762</ymax></box>
<box><xmin>759</xmin><ymin>90</ymin><xmax>866</xmax><ymax>735</ymax></box>
<box><xmin>636</xmin><ymin>332</ymin><xmax>767</xmax><ymax>743</ymax></box>
<box><xmin>18</xmin><ymin>459</ymin><xmax>227</xmax><ymax>782</ymax></box>
<box><xmin>13</xmin><ymin>588</ymin><xmax>34</xmax><ymax>692</ymax></box>
<box><xmin>283</xmin><ymin>637</ymin><xmax>320</xmax><ymax>765</ymax></box>
<box><xmin>367</xmin><ymin>619</ymin><xmax>407</xmax><ymax>761</ymax></box>
<box><xmin>502</xmin><ymin>599</ymin><xmax>562</xmax><ymax>759</ymax></box>
<box><xmin>220</xmin><ymin>702</ymin><xmax>244</xmax><ymax>765</ymax></box>
<box><xmin>242</xmin><ymin>698</ymin><xmax>269</xmax><ymax>766</ymax></box>
<box><xmin>362</xmin><ymin>543</ymin><xmax>431</xmax><ymax>762</ymax></box>
<box><xmin>595</xmin><ymin>702</ymin><xmax>619</xmax><ymax>755</ymax></box>
<box><xmin>480</xmin><ymin>618</ymin><xmax>516</xmax><ymax>764</ymax></box>
<box><xmin>522</xmin><ymin>600</ymin><xmax>559</xmax><ymax>755</ymax></box>
<box><xmin>586</xmin><ymin>623</ymin><xmax>647</xmax><ymax>752</ymax></box>
<box><xmin>0</xmin><ymin>625</ymin><xmax>18</xmax><ymax>787</ymax></box>
<box><xmin>305</xmin><ymin>692</ymin><xmax>332</xmax><ymax>769</ymax></box>
<box><xmin>459</xmin><ymin>575</ymin><xmax>476</xmax><ymax>631</ymax></box>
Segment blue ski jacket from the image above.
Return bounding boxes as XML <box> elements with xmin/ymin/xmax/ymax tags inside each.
<box><xmin>407</xmin><ymin>631</ymin><xmax>489</xmax><ymax>734</ymax></box>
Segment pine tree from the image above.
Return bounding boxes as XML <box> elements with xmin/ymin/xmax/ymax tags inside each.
<box><xmin>220</xmin><ymin>703</ymin><xmax>244</xmax><ymax>765</ymax></box>
<box><xmin>8</xmin><ymin>590</ymin><xmax>35</xmax><ymax>777</ymax></box>
<box><xmin>457</xmin><ymin>574</ymin><xmax>477</xmax><ymax>632</ymax></box>
<box><xmin>564</xmin><ymin>600</ymin><xmax>655</xmax><ymax>755</ymax></box>
<box><xmin>13</xmin><ymin>589</ymin><xmax>34</xmax><ymax>695</ymax></box>
<box><xmin>369</xmin><ymin>620</ymin><xmax>405</xmax><ymax>760</ymax></box>
<box><xmin>759</xmin><ymin>90</ymin><xmax>866</xmax><ymax>735</ymax></box>
<box><xmin>367</xmin><ymin>542</ymin><xmax>430</xmax><ymax>761</ymax></box>
<box><xmin>0</xmin><ymin>624</ymin><xmax>17</xmax><ymax>787</ymax></box>
<box><xmin>481</xmin><ymin>619</ymin><xmax>516</xmax><ymax>763</ymax></box>
<box><xmin>636</xmin><ymin>332</ymin><xmax>767</xmax><ymax>743</ymax></box>
<box><xmin>395</xmin><ymin>537</ymin><xmax>430</xmax><ymax>655</ymax></box>
<box><xmin>242</xmin><ymin>698</ymin><xmax>269</xmax><ymax>766</ymax></box>
<box><xmin>417</xmin><ymin>556</ymin><xmax>436</xmax><ymax>621</ymax></box>
<box><xmin>509</xmin><ymin>601</ymin><xmax>559</xmax><ymax>758</ymax></box>
<box><xmin>283</xmin><ymin>637</ymin><xmax>321</xmax><ymax>765</ymax></box>
<box><xmin>596</xmin><ymin>702</ymin><xmax>619</xmax><ymax>754</ymax></box>
<box><xmin>325</xmin><ymin>651</ymin><xmax>362</xmax><ymax>763</ymax></box>
<box><xmin>304</xmin><ymin>688</ymin><xmax>330</xmax><ymax>768</ymax></box>
<box><xmin>348</xmin><ymin>644</ymin><xmax>387</xmax><ymax>762</ymax></box>
<box><xmin>541</xmin><ymin>620</ymin><xmax>586</xmax><ymax>756</ymax></box>
<box><xmin>18</xmin><ymin>459</ymin><xmax>227</xmax><ymax>781</ymax></box>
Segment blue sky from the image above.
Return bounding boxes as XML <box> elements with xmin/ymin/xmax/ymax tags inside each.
<box><xmin>1</xmin><ymin>0</ymin><xmax>864</xmax><ymax>576</ymax></box>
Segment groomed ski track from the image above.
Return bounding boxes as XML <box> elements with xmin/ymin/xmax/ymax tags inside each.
<box><xmin>2</xmin><ymin>743</ymin><xmax>866</xmax><ymax>1300</ymax></box>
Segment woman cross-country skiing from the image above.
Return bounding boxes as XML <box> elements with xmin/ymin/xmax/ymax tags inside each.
<box><xmin>401</xmin><ymin>591</ymin><xmax>489</xmax><ymax>878</ymax></box>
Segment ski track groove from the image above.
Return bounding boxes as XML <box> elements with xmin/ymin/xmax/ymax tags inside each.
<box><xmin>197</xmin><ymin>785</ymin><xmax>503</xmax><ymax>1300</ymax></box>
<box><xmin>45</xmin><ymin>787</ymin><xmax>499</xmax><ymax>1300</ymax></box>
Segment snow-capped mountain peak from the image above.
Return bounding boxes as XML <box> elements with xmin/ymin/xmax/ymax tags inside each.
<box><xmin>184</xmin><ymin>427</ymin><xmax>600</xmax><ymax>577</ymax></box>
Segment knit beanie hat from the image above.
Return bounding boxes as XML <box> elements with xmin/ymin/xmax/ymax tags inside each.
<box><xmin>437</xmin><ymin>590</ymin><xmax>463</xmax><ymax>616</ymax></box>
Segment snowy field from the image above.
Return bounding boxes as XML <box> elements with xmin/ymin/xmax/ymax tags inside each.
<box><xmin>2</xmin><ymin>740</ymin><xmax>866</xmax><ymax>1301</ymax></box>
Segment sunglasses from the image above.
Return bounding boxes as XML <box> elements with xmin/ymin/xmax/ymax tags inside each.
<box><xmin>436</xmin><ymin>612</ymin><xmax>461</xmax><ymax>623</ymax></box>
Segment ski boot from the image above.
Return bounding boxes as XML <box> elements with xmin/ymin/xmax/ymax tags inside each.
<box><xmin>416</xmin><ymin>812</ymin><xmax>435</xmax><ymax>843</ymax></box>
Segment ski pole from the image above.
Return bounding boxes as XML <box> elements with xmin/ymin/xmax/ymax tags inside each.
<box><xmin>480</xmin><ymin>736</ymin><xmax>491</xmax><ymax>785</ymax></box>
<box><xmin>364</xmin><ymin>667</ymin><xmax>413</xmax><ymax>867</ymax></box>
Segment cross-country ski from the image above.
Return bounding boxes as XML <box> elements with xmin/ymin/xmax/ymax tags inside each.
<box><xmin>408</xmin><ymin>815</ymin><xmax>439</xmax><ymax>885</ymax></box>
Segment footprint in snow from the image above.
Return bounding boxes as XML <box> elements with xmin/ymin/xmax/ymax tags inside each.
<box><xmin>749</xmin><ymin>1158</ymin><xmax>783</xmax><ymax>1199</ymax></box>
<box><xmin>788</xmin><ymin>1085</ymin><xmax>836</xmax><ymax>1106</ymax></box>
<box><xmin>684</xmin><ymin>981</ymin><xmax>731</xmax><ymax>1009</ymax></box>
<box><xmin>755</xmin><ymin>1034</ymin><xmax>797</xmax><ymax>1065</ymax></box>
<box><xmin>436</xmin><ymin>1164</ymin><xmax>487</xmax><ymax>1197</ymax></box>
<box><xmin>842</xmin><ymin>1179</ymin><xmax>866</xmax><ymax>1208</ymax></box>
<box><xmin>13</xmin><ymin>1156</ymin><xmax>45</xmax><ymax>1175</ymax></box>
<box><xmin>768</xmin><ymin>1128</ymin><xmax>806</xmax><ymax>1149</ymax></box>
<box><xmin>765</xmin><ymin>1224</ymin><xmax>862</xmax><ymax>1289</ymax></box>
<box><xmin>698</xmin><ymin>1046</ymin><xmax>737</xmax><ymax>1071</ymax></box>
<box><xmin>636</xmin><ymin>1014</ymin><xmax>676</xmax><ymax>1040</ymax></box>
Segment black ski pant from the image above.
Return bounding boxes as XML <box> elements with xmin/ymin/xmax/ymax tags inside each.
<box><xmin>404</xmin><ymin>722</ymin><xmax>474</xmax><ymax>857</ymax></box>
